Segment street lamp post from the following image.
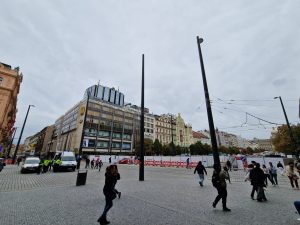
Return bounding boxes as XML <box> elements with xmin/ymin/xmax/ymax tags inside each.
<box><xmin>139</xmin><ymin>54</ymin><xmax>145</xmax><ymax>181</ymax></box>
<box><xmin>274</xmin><ymin>96</ymin><xmax>299</xmax><ymax>158</ymax></box>
<box><xmin>12</xmin><ymin>105</ymin><xmax>35</xmax><ymax>164</ymax></box>
<box><xmin>196</xmin><ymin>36</ymin><xmax>220</xmax><ymax>167</ymax></box>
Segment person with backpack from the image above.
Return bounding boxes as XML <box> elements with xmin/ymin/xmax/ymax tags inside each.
<box><xmin>212</xmin><ymin>164</ymin><xmax>231</xmax><ymax>212</ymax></box>
<box><xmin>194</xmin><ymin>161</ymin><xmax>207</xmax><ymax>187</ymax></box>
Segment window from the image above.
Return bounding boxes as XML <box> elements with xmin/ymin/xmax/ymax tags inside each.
<box><xmin>122</xmin><ymin>143</ymin><xmax>131</xmax><ymax>150</ymax></box>
<box><xmin>88</xmin><ymin>139</ymin><xmax>95</xmax><ymax>148</ymax></box>
<box><xmin>123</xmin><ymin>134</ymin><xmax>131</xmax><ymax>140</ymax></box>
<box><xmin>97</xmin><ymin>141</ymin><xmax>109</xmax><ymax>148</ymax></box>
<box><xmin>113</xmin><ymin>132</ymin><xmax>122</xmax><ymax>139</ymax></box>
<box><xmin>0</xmin><ymin>77</ymin><xmax>3</xmax><ymax>86</ymax></box>
<box><xmin>112</xmin><ymin>142</ymin><xmax>121</xmax><ymax>149</ymax></box>
<box><xmin>98</xmin><ymin>130</ymin><xmax>110</xmax><ymax>137</ymax></box>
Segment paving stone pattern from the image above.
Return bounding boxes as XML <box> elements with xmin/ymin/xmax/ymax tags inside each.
<box><xmin>0</xmin><ymin>164</ymin><xmax>299</xmax><ymax>225</ymax></box>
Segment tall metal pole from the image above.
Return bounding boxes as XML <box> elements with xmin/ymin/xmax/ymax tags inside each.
<box><xmin>139</xmin><ymin>54</ymin><xmax>145</xmax><ymax>181</ymax></box>
<box><xmin>12</xmin><ymin>105</ymin><xmax>34</xmax><ymax>164</ymax></box>
<box><xmin>275</xmin><ymin>96</ymin><xmax>299</xmax><ymax>158</ymax></box>
<box><xmin>196</xmin><ymin>36</ymin><xmax>220</xmax><ymax>167</ymax></box>
<box><xmin>6</xmin><ymin>127</ymin><xmax>17</xmax><ymax>158</ymax></box>
<box><xmin>79</xmin><ymin>92</ymin><xmax>90</xmax><ymax>158</ymax></box>
<box><xmin>170</xmin><ymin>115</ymin><xmax>175</xmax><ymax>154</ymax></box>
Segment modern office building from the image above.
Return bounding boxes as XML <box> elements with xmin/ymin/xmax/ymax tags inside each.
<box><xmin>47</xmin><ymin>84</ymin><xmax>140</xmax><ymax>155</ymax></box>
<box><xmin>0</xmin><ymin>62</ymin><xmax>23</xmax><ymax>150</ymax></box>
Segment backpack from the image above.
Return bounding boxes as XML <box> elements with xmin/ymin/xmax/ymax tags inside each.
<box><xmin>212</xmin><ymin>171</ymin><xmax>221</xmax><ymax>188</ymax></box>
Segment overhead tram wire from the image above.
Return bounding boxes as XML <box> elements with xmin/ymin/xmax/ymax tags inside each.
<box><xmin>211</xmin><ymin>98</ymin><xmax>281</xmax><ymax>125</ymax></box>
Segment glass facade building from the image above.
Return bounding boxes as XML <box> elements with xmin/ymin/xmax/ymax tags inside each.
<box><xmin>85</xmin><ymin>84</ymin><xmax>125</xmax><ymax>107</ymax></box>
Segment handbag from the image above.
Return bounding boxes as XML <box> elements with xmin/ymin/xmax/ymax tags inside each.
<box><xmin>293</xmin><ymin>174</ymin><xmax>299</xmax><ymax>180</ymax></box>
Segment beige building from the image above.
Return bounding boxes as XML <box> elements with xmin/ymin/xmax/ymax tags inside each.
<box><xmin>23</xmin><ymin>125</ymin><xmax>55</xmax><ymax>157</ymax></box>
<box><xmin>174</xmin><ymin>113</ymin><xmax>193</xmax><ymax>148</ymax></box>
<box><xmin>125</xmin><ymin>104</ymin><xmax>156</xmax><ymax>141</ymax></box>
<box><xmin>0</xmin><ymin>62</ymin><xmax>22</xmax><ymax>150</ymax></box>
<box><xmin>154</xmin><ymin>113</ymin><xmax>193</xmax><ymax>147</ymax></box>
<box><xmin>252</xmin><ymin>138</ymin><xmax>273</xmax><ymax>152</ymax></box>
<box><xmin>154</xmin><ymin>114</ymin><xmax>175</xmax><ymax>146</ymax></box>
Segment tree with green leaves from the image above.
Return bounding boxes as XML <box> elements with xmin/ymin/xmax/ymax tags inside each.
<box><xmin>153</xmin><ymin>139</ymin><xmax>162</xmax><ymax>155</ymax></box>
<box><xmin>190</xmin><ymin>141</ymin><xmax>212</xmax><ymax>155</ymax></box>
<box><xmin>272</xmin><ymin>124</ymin><xmax>300</xmax><ymax>155</ymax></box>
<box><xmin>135</xmin><ymin>138</ymin><xmax>154</xmax><ymax>156</ymax></box>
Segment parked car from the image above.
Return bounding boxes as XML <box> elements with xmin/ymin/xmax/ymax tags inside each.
<box><xmin>53</xmin><ymin>151</ymin><xmax>77</xmax><ymax>172</ymax></box>
<box><xmin>119</xmin><ymin>158</ymin><xmax>130</xmax><ymax>164</ymax></box>
<box><xmin>21</xmin><ymin>157</ymin><xmax>40</xmax><ymax>173</ymax></box>
<box><xmin>0</xmin><ymin>158</ymin><xmax>6</xmax><ymax>172</ymax></box>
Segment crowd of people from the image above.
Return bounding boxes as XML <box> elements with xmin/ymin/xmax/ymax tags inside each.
<box><xmin>85</xmin><ymin>157</ymin><xmax>103</xmax><ymax>171</ymax></box>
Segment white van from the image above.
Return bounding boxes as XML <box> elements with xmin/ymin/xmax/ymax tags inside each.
<box><xmin>53</xmin><ymin>151</ymin><xmax>77</xmax><ymax>172</ymax></box>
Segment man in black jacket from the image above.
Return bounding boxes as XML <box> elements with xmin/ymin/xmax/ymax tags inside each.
<box><xmin>194</xmin><ymin>161</ymin><xmax>207</xmax><ymax>187</ymax></box>
<box><xmin>249</xmin><ymin>163</ymin><xmax>267</xmax><ymax>202</ymax></box>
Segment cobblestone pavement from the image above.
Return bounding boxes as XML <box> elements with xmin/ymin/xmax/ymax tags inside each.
<box><xmin>0</xmin><ymin>164</ymin><xmax>299</xmax><ymax>225</ymax></box>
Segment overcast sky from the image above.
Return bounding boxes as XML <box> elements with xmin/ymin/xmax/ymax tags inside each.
<box><xmin>1</xmin><ymin>0</ymin><xmax>300</xmax><ymax>143</ymax></box>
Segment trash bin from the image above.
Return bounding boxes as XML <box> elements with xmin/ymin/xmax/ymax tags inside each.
<box><xmin>76</xmin><ymin>170</ymin><xmax>88</xmax><ymax>186</ymax></box>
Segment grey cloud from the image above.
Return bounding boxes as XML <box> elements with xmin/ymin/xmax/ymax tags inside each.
<box><xmin>1</xmin><ymin>0</ymin><xmax>300</xmax><ymax>142</ymax></box>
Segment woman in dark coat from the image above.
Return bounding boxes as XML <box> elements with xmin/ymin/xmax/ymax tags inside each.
<box><xmin>250</xmin><ymin>163</ymin><xmax>267</xmax><ymax>202</ymax></box>
<box><xmin>98</xmin><ymin>165</ymin><xmax>118</xmax><ymax>225</ymax></box>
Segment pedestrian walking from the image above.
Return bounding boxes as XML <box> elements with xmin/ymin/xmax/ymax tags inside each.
<box><xmin>85</xmin><ymin>157</ymin><xmax>90</xmax><ymax>169</ymax></box>
<box><xmin>212</xmin><ymin>164</ymin><xmax>231</xmax><ymax>212</ymax></box>
<box><xmin>95</xmin><ymin>158</ymin><xmax>100</xmax><ymax>169</ymax></box>
<box><xmin>17</xmin><ymin>157</ymin><xmax>22</xmax><ymax>166</ymax></box>
<box><xmin>247</xmin><ymin>161</ymin><xmax>258</xmax><ymax>199</ymax></box>
<box><xmin>112</xmin><ymin>165</ymin><xmax>121</xmax><ymax>198</ymax></box>
<box><xmin>223</xmin><ymin>166</ymin><xmax>231</xmax><ymax>184</ymax></box>
<box><xmin>91</xmin><ymin>159</ymin><xmax>95</xmax><ymax>169</ymax></box>
<box><xmin>186</xmin><ymin>157</ymin><xmax>190</xmax><ymax>169</ymax></box>
<box><xmin>109</xmin><ymin>157</ymin><xmax>111</xmax><ymax>164</ymax></box>
<box><xmin>37</xmin><ymin>160</ymin><xmax>43</xmax><ymax>175</ymax></box>
<box><xmin>250</xmin><ymin>163</ymin><xmax>267</xmax><ymax>202</ymax></box>
<box><xmin>97</xmin><ymin>165</ymin><xmax>118</xmax><ymax>225</ymax></box>
<box><xmin>262</xmin><ymin>164</ymin><xmax>273</xmax><ymax>187</ymax></box>
<box><xmin>226</xmin><ymin>160</ymin><xmax>232</xmax><ymax>171</ymax></box>
<box><xmin>294</xmin><ymin>201</ymin><xmax>300</xmax><ymax>221</ymax></box>
<box><xmin>99</xmin><ymin>160</ymin><xmax>103</xmax><ymax>172</ymax></box>
<box><xmin>194</xmin><ymin>161</ymin><xmax>207</xmax><ymax>187</ymax></box>
<box><xmin>269</xmin><ymin>162</ymin><xmax>278</xmax><ymax>186</ymax></box>
<box><xmin>277</xmin><ymin>161</ymin><xmax>284</xmax><ymax>175</ymax></box>
<box><xmin>286</xmin><ymin>162</ymin><xmax>299</xmax><ymax>189</ymax></box>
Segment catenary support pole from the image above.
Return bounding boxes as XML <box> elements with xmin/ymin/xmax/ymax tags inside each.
<box><xmin>139</xmin><ymin>54</ymin><xmax>145</xmax><ymax>181</ymax></box>
<box><xmin>196</xmin><ymin>36</ymin><xmax>220</xmax><ymax>167</ymax></box>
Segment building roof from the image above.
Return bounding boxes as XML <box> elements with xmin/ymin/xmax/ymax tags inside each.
<box><xmin>192</xmin><ymin>131</ymin><xmax>209</xmax><ymax>139</ymax></box>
